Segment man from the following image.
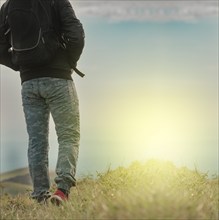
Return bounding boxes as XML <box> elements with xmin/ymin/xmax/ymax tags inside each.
<box><xmin>0</xmin><ymin>0</ymin><xmax>85</xmax><ymax>205</ymax></box>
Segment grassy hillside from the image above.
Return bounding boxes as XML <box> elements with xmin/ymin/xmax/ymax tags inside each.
<box><xmin>0</xmin><ymin>160</ymin><xmax>218</xmax><ymax>219</ymax></box>
<box><xmin>0</xmin><ymin>167</ymin><xmax>56</xmax><ymax>196</ymax></box>
<box><xmin>0</xmin><ymin>167</ymin><xmax>31</xmax><ymax>196</ymax></box>
<box><xmin>0</xmin><ymin>181</ymin><xmax>31</xmax><ymax>196</ymax></box>
<box><xmin>0</xmin><ymin>167</ymin><xmax>29</xmax><ymax>181</ymax></box>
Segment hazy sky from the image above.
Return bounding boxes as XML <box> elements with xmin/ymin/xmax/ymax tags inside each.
<box><xmin>0</xmin><ymin>0</ymin><xmax>218</xmax><ymax>176</ymax></box>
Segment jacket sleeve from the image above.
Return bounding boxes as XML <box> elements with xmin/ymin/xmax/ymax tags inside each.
<box><xmin>56</xmin><ymin>0</ymin><xmax>85</xmax><ymax>67</ymax></box>
<box><xmin>0</xmin><ymin>1</ymin><xmax>19</xmax><ymax>71</ymax></box>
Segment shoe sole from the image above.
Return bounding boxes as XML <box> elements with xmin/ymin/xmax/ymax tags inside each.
<box><xmin>50</xmin><ymin>195</ymin><xmax>63</xmax><ymax>206</ymax></box>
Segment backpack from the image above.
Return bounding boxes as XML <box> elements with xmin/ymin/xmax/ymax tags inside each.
<box><xmin>6</xmin><ymin>0</ymin><xmax>60</xmax><ymax>67</ymax></box>
<box><xmin>0</xmin><ymin>0</ymin><xmax>85</xmax><ymax>77</ymax></box>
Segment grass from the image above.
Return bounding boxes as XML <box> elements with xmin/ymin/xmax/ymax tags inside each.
<box><xmin>0</xmin><ymin>160</ymin><xmax>218</xmax><ymax>219</ymax></box>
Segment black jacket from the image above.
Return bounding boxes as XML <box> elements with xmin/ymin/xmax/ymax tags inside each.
<box><xmin>0</xmin><ymin>0</ymin><xmax>85</xmax><ymax>83</ymax></box>
<box><xmin>0</xmin><ymin>0</ymin><xmax>19</xmax><ymax>71</ymax></box>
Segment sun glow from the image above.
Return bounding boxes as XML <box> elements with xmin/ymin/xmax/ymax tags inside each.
<box><xmin>118</xmin><ymin>105</ymin><xmax>189</xmax><ymax>160</ymax></box>
<box><xmin>101</xmin><ymin>82</ymin><xmax>212</xmax><ymax>164</ymax></box>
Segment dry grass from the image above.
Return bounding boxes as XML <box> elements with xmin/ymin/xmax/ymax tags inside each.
<box><xmin>0</xmin><ymin>160</ymin><xmax>218</xmax><ymax>219</ymax></box>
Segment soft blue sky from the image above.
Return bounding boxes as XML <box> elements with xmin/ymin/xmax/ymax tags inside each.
<box><xmin>0</xmin><ymin>0</ymin><xmax>218</xmax><ymax>176</ymax></box>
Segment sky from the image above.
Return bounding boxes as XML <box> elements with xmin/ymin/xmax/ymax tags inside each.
<box><xmin>0</xmin><ymin>0</ymin><xmax>218</xmax><ymax>177</ymax></box>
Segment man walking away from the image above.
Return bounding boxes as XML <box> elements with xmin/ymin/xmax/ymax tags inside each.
<box><xmin>0</xmin><ymin>0</ymin><xmax>85</xmax><ymax>205</ymax></box>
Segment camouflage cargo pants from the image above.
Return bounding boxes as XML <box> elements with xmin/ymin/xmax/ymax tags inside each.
<box><xmin>21</xmin><ymin>77</ymin><xmax>80</xmax><ymax>199</ymax></box>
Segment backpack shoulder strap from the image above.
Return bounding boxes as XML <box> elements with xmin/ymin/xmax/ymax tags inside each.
<box><xmin>73</xmin><ymin>67</ymin><xmax>85</xmax><ymax>78</ymax></box>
